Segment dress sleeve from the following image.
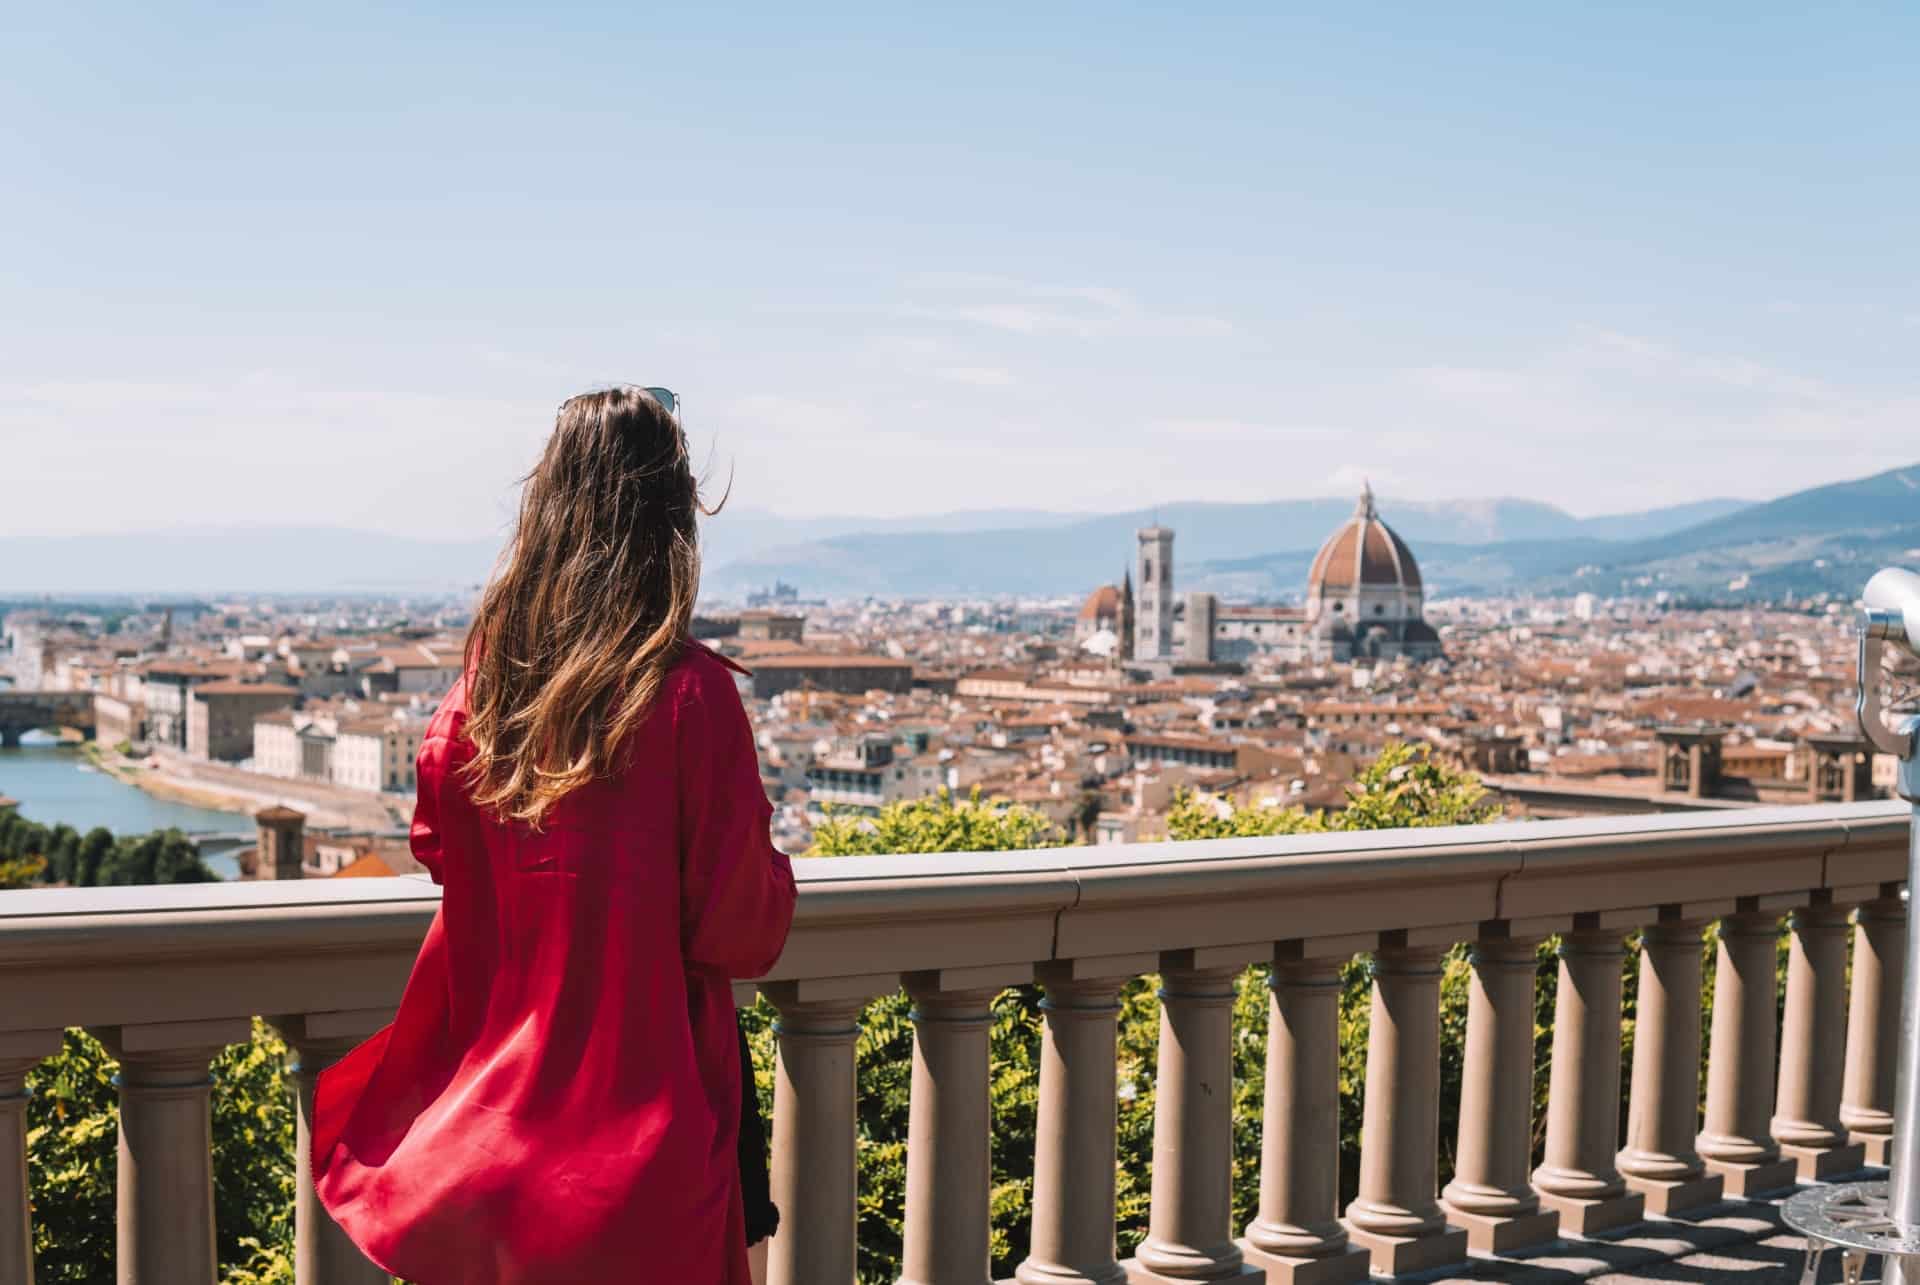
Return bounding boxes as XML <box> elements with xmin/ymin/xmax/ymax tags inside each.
<box><xmin>676</xmin><ymin>667</ymin><xmax>797</xmax><ymax>979</ymax></box>
<box><xmin>409</xmin><ymin>734</ymin><xmax>456</xmax><ymax>885</ymax></box>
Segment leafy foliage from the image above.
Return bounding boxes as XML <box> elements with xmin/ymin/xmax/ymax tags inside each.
<box><xmin>25</xmin><ymin>1022</ymin><xmax>297</xmax><ymax>1283</ymax></box>
<box><xmin>809</xmin><ymin>787</ymin><xmax>1062</xmax><ymax>857</ymax></box>
<box><xmin>16</xmin><ymin>809</ymin><xmax>284</xmax><ymax>1282</ymax></box>
<box><xmin>0</xmin><ymin>809</ymin><xmax>215</xmax><ymax>887</ymax></box>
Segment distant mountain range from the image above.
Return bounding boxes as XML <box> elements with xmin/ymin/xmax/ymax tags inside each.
<box><xmin>699</xmin><ymin>496</ymin><xmax>1752</xmax><ymax>598</ymax></box>
<box><xmin>5</xmin><ymin>465</ymin><xmax>1917</xmax><ymax>601</ymax></box>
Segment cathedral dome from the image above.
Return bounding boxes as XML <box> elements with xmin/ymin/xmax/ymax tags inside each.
<box><xmin>1307</xmin><ymin>485</ymin><xmax>1422</xmax><ymax>595</ymax></box>
<box><xmin>1079</xmin><ymin>583</ymin><xmax>1124</xmax><ymax>622</ymax></box>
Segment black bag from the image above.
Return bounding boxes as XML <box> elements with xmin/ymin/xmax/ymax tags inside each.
<box><xmin>737</xmin><ymin>1016</ymin><xmax>779</xmax><ymax>1246</ymax></box>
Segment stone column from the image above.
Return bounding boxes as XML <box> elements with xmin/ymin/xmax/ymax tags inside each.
<box><xmin>95</xmin><ymin>1018</ymin><xmax>251</xmax><ymax>1285</ymax></box>
<box><xmin>899</xmin><ymin>979</ymin><xmax>1000</xmax><ymax>1285</ymax></box>
<box><xmin>766</xmin><ymin>986</ymin><xmax>874</xmax><ymax>1285</ymax></box>
<box><xmin>1697</xmin><ymin>910</ymin><xmax>1798</xmax><ymax>1196</ymax></box>
<box><xmin>1772</xmin><ymin>899</ymin><xmax>1866</xmax><ymax>1180</ymax></box>
<box><xmin>272</xmin><ymin>1013</ymin><xmax>391</xmax><ymax>1285</ymax></box>
<box><xmin>1017</xmin><ymin>967</ymin><xmax>1132</xmax><ymax>1285</ymax></box>
<box><xmin>1532</xmin><ymin>930</ymin><xmax>1644</xmax><ymax>1235</ymax></box>
<box><xmin>1342</xmin><ymin>943</ymin><xmax>1468</xmax><ymax>1276</ymax></box>
<box><xmin>1616</xmin><ymin>918</ymin><xmax>1722</xmax><ymax>1214</ymax></box>
<box><xmin>1131</xmin><ymin>960</ymin><xmax>1262</xmax><ymax>1283</ymax></box>
<box><xmin>1</xmin><ymin>1032</ymin><xmax>61</xmax><ymax>1285</ymax></box>
<box><xmin>1240</xmin><ymin>954</ymin><xmax>1369</xmax><ymax>1285</ymax></box>
<box><xmin>1842</xmin><ymin>891</ymin><xmax>1905</xmax><ymax>1164</ymax></box>
<box><xmin>1441</xmin><ymin>933</ymin><xmax>1558</xmax><ymax>1252</ymax></box>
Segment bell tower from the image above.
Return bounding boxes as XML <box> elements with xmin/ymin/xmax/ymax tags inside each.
<box><xmin>1135</xmin><ymin>526</ymin><xmax>1174</xmax><ymax>661</ymax></box>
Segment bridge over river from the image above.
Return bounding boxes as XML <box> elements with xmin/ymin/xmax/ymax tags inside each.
<box><xmin>0</xmin><ymin>691</ymin><xmax>95</xmax><ymax>746</ymax></box>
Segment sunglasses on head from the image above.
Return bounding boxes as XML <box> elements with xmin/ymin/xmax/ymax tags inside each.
<box><xmin>561</xmin><ymin>385</ymin><xmax>682</xmax><ymax>422</ymax></box>
<box><xmin>640</xmin><ymin>387</ymin><xmax>679</xmax><ymax>419</ymax></box>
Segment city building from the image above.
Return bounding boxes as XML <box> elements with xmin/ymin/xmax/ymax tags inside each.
<box><xmin>745</xmin><ymin>653</ymin><xmax>915</xmax><ymax>701</ymax></box>
<box><xmin>187</xmin><ymin>681</ymin><xmax>298</xmax><ymax>762</ymax></box>
<box><xmin>738</xmin><ymin>610</ymin><xmax>806</xmax><ymax>644</ymax></box>
<box><xmin>1100</xmin><ymin>488</ymin><xmax>1441</xmax><ymax>670</ymax></box>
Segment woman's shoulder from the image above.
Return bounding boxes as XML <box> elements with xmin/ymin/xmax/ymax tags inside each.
<box><xmin>671</xmin><ymin>640</ymin><xmax>750</xmax><ymax>698</ymax></box>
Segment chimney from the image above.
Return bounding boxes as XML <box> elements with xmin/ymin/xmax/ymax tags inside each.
<box><xmin>254</xmin><ymin>805</ymin><xmax>306</xmax><ymax>880</ymax></box>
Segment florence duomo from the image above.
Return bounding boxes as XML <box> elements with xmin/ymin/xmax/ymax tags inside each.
<box><xmin>1075</xmin><ymin>485</ymin><xmax>1442</xmax><ymax>670</ymax></box>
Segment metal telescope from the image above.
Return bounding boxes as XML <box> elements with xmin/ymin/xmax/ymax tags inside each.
<box><xmin>1779</xmin><ymin>569</ymin><xmax>1920</xmax><ymax>1278</ymax></box>
<box><xmin>1838</xmin><ymin>568</ymin><xmax>1920</xmax><ymax>1281</ymax></box>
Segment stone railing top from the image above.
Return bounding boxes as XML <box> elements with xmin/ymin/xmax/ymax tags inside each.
<box><xmin>0</xmin><ymin>799</ymin><xmax>1906</xmax><ymax>1030</ymax></box>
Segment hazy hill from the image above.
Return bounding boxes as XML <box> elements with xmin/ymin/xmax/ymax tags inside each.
<box><xmin>4</xmin><ymin>495</ymin><xmax>1749</xmax><ymax>598</ymax></box>
<box><xmin>0</xmin><ymin>527</ymin><xmax>505</xmax><ymax>596</ymax></box>
<box><xmin>20</xmin><ymin>466</ymin><xmax>1912</xmax><ymax>602</ymax></box>
<box><xmin>1607</xmin><ymin>464</ymin><xmax>1920</xmax><ymax>562</ymax></box>
<box><xmin>701</xmin><ymin>496</ymin><xmax>1749</xmax><ymax>598</ymax></box>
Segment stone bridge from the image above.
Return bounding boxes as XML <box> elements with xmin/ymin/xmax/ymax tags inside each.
<box><xmin>0</xmin><ymin>690</ymin><xmax>96</xmax><ymax>746</ymax></box>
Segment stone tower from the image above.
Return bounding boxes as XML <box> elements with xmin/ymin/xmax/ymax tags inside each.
<box><xmin>255</xmin><ymin>805</ymin><xmax>306</xmax><ymax>881</ymax></box>
<box><xmin>1135</xmin><ymin>526</ymin><xmax>1174</xmax><ymax>661</ymax></box>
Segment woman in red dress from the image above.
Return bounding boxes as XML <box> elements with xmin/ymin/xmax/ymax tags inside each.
<box><xmin>312</xmin><ymin>386</ymin><xmax>797</xmax><ymax>1284</ymax></box>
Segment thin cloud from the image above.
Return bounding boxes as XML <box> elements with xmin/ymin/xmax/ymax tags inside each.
<box><xmin>931</xmin><ymin>366</ymin><xmax>1017</xmax><ymax>386</ymax></box>
<box><xmin>900</xmin><ymin>276</ymin><xmax>1235</xmax><ymax>340</ymax></box>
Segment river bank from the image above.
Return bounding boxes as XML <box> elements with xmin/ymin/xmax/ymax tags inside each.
<box><xmin>0</xmin><ymin>741</ymin><xmax>250</xmax><ymax>839</ymax></box>
<box><xmin>89</xmin><ymin>745</ymin><xmax>406</xmax><ymax>832</ymax></box>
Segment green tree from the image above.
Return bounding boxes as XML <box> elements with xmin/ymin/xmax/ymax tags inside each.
<box><xmin>76</xmin><ymin>827</ymin><xmax>115</xmax><ymax>887</ymax></box>
<box><xmin>0</xmin><ymin>853</ymin><xmax>48</xmax><ymax>890</ymax></box>
<box><xmin>26</xmin><ymin>1023</ymin><xmax>298</xmax><ymax>1284</ymax></box>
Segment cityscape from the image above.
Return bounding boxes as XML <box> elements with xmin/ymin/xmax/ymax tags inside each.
<box><xmin>2</xmin><ymin>470</ymin><xmax>1901</xmax><ymax>873</ymax></box>
<box><xmin>6</xmin><ymin>4</ymin><xmax>1920</xmax><ymax>1283</ymax></box>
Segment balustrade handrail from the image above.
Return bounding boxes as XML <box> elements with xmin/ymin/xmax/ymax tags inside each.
<box><xmin>3</xmin><ymin>797</ymin><xmax>1912</xmax><ymax>1285</ymax></box>
<box><xmin>0</xmin><ymin>799</ymin><xmax>1906</xmax><ymax>1033</ymax></box>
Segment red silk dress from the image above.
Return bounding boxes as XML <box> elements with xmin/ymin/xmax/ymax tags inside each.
<box><xmin>313</xmin><ymin>642</ymin><xmax>796</xmax><ymax>1284</ymax></box>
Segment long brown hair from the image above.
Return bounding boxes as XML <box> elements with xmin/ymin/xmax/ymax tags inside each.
<box><xmin>462</xmin><ymin>387</ymin><xmax>720</xmax><ymax>827</ymax></box>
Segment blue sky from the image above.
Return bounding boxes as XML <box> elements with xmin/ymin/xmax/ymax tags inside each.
<box><xmin>3</xmin><ymin>2</ymin><xmax>1915</xmax><ymax>540</ymax></box>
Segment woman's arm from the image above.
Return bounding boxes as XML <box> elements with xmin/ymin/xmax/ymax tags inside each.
<box><xmin>675</xmin><ymin>666</ymin><xmax>797</xmax><ymax>979</ymax></box>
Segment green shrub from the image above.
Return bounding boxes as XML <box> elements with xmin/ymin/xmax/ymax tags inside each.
<box><xmin>26</xmin><ymin>1022</ymin><xmax>297</xmax><ymax>1283</ymax></box>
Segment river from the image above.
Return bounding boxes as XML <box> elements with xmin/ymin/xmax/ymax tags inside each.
<box><xmin>0</xmin><ymin>737</ymin><xmax>247</xmax><ymax>879</ymax></box>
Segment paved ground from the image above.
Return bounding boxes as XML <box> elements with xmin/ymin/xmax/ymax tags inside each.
<box><xmin>1409</xmin><ymin>1173</ymin><xmax>1885</xmax><ymax>1285</ymax></box>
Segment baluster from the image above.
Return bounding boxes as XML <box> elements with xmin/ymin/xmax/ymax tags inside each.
<box><xmin>1240</xmin><ymin>947</ymin><xmax>1370</xmax><ymax>1285</ymax></box>
<box><xmin>272</xmin><ymin>1012</ymin><xmax>392</xmax><ymax>1285</ymax></box>
<box><xmin>1441</xmin><ymin>929</ymin><xmax>1558</xmax><ymax>1252</ymax></box>
<box><xmin>93</xmin><ymin>1018</ymin><xmax>251</xmax><ymax>1285</ymax></box>
<box><xmin>1016</xmin><ymin>958</ymin><xmax>1140</xmax><ymax>1285</ymax></box>
<box><xmin>899</xmin><ymin>967</ymin><xmax>1028</xmax><ymax>1285</ymax></box>
<box><xmin>1342</xmin><ymin>939</ymin><xmax>1468</xmax><ymax>1275</ymax></box>
<box><xmin>1</xmin><ymin>1031</ymin><xmax>61</xmax><ymax>1285</ymax></box>
<box><xmin>1531</xmin><ymin>927</ymin><xmax>1644</xmax><ymax>1235</ymax></box>
<box><xmin>1616</xmin><ymin>915</ymin><xmax>1724</xmax><ymax>1214</ymax></box>
<box><xmin>766</xmin><ymin>980</ymin><xmax>882</xmax><ymax>1285</ymax></box>
<box><xmin>1130</xmin><ymin>950</ymin><xmax>1264</xmax><ymax>1282</ymax></box>
<box><xmin>1842</xmin><ymin>888</ymin><xmax>1905</xmax><ymax>1164</ymax></box>
<box><xmin>1697</xmin><ymin>906</ymin><xmax>1800</xmax><ymax>1196</ymax></box>
<box><xmin>1773</xmin><ymin>895</ymin><xmax>1867</xmax><ymax>1179</ymax></box>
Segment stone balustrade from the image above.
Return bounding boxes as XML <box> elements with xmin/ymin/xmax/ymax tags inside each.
<box><xmin>0</xmin><ymin>799</ymin><xmax>1910</xmax><ymax>1284</ymax></box>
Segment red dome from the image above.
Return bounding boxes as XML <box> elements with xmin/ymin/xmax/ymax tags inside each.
<box><xmin>1079</xmin><ymin>583</ymin><xmax>1124</xmax><ymax>621</ymax></box>
<box><xmin>1308</xmin><ymin>489</ymin><xmax>1422</xmax><ymax>594</ymax></box>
